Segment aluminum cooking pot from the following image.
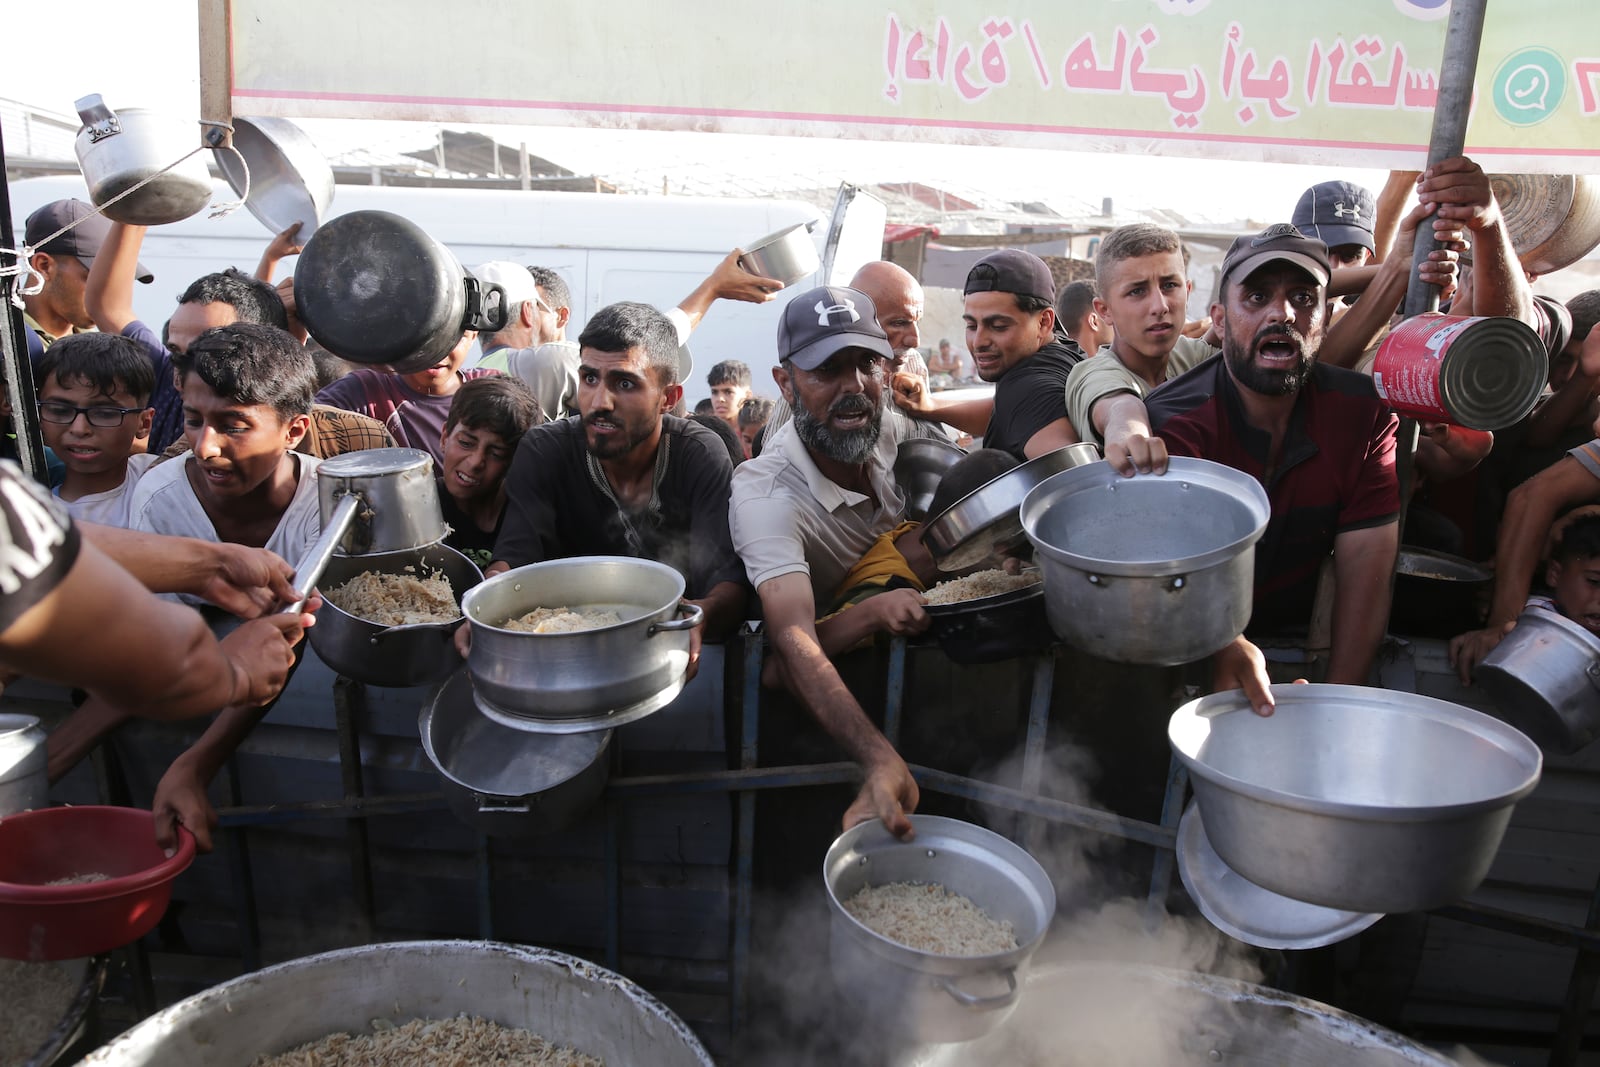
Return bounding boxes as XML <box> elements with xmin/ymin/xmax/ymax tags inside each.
<box><xmin>1478</xmin><ymin>604</ymin><xmax>1600</xmax><ymax>754</ymax></box>
<box><xmin>421</xmin><ymin>669</ymin><xmax>610</xmax><ymax>838</ymax></box>
<box><xmin>214</xmin><ymin>116</ymin><xmax>334</xmax><ymax>241</ymax></box>
<box><xmin>1490</xmin><ymin>172</ymin><xmax>1600</xmax><ymax>276</ymax></box>
<box><xmin>894</xmin><ymin>438</ymin><xmax>967</xmax><ymax>522</ymax></box>
<box><xmin>1021</xmin><ymin>457</ymin><xmax>1270</xmax><ymax>665</ymax></box>
<box><xmin>1169</xmin><ymin>684</ymin><xmax>1542</xmax><ymax>914</ymax></box>
<box><xmin>77</xmin><ymin>940</ymin><xmax>714</xmax><ymax>1067</ymax></box>
<box><xmin>0</xmin><ymin>713</ymin><xmax>47</xmax><ymax>816</ymax></box>
<box><xmin>738</xmin><ymin>221</ymin><xmax>819</xmax><ymax>287</ymax></box>
<box><xmin>923</xmin><ymin>443</ymin><xmax>1100</xmax><ymax>572</ymax></box>
<box><xmin>294</xmin><ymin>210</ymin><xmax>510</xmax><ymax>373</ymax></box>
<box><xmin>310</xmin><ymin>543</ymin><xmax>481</xmax><ymax>688</ymax></box>
<box><xmin>903</xmin><ymin>963</ymin><xmax>1462</xmax><ymax>1066</ymax></box>
<box><xmin>825</xmin><ymin>815</ymin><xmax>1055</xmax><ymax>1046</ymax></box>
<box><xmin>462</xmin><ymin>556</ymin><xmax>701</xmax><ymax>731</ymax></box>
<box><xmin>316</xmin><ymin>448</ymin><xmax>447</xmax><ymax>557</ymax></box>
<box><xmin>73</xmin><ymin>95</ymin><xmax>212</xmax><ymax>226</ymax></box>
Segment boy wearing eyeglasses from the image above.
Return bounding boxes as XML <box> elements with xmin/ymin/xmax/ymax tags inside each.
<box><xmin>36</xmin><ymin>332</ymin><xmax>158</xmax><ymax>525</ymax></box>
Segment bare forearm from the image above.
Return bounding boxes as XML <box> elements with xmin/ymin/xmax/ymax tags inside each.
<box><xmin>1320</xmin><ymin>259</ymin><xmax>1406</xmax><ymax>370</ymax></box>
<box><xmin>770</xmin><ymin>625</ymin><xmax>895</xmax><ymax>766</ymax></box>
<box><xmin>1487</xmin><ymin>464</ymin><xmax>1595</xmax><ymax>624</ymax></box>
<box><xmin>1525</xmin><ymin>376</ymin><xmax>1600</xmax><ymax>449</ymax></box>
<box><xmin>80</xmin><ymin>524</ymin><xmax>217</xmax><ymax>594</ymax></box>
<box><xmin>1469</xmin><ymin>221</ymin><xmax>1535</xmax><ymax>327</ymax></box>
<box><xmin>918</xmin><ymin>395</ymin><xmax>993</xmax><ymax>437</ymax></box>
<box><xmin>688</xmin><ymin>581</ymin><xmax>747</xmax><ymax>642</ymax></box>
<box><xmin>84</xmin><ymin>222</ymin><xmax>145</xmax><ymax>332</ymax></box>
<box><xmin>171</xmin><ymin>703</ymin><xmax>273</xmax><ymax>784</ymax></box>
<box><xmin>1326</xmin><ymin>564</ymin><xmax>1393</xmax><ymax>684</ymax></box>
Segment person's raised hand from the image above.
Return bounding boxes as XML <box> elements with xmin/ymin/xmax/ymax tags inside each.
<box><xmin>1448</xmin><ymin>621</ymin><xmax>1517</xmax><ymax>686</ymax></box>
<box><xmin>711</xmin><ymin>248</ymin><xmax>783</xmax><ymax>304</ymax></box>
<box><xmin>218</xmin><ymin>613</ymin><xmax>311</xmax><ymax>710</ymax></box>
<box><xmin>153</xmin><ymin>759</ymin><xmax>218</xmax><ymax>854</ymax></box>
<box><xmin>1211</xmin><ymin>634</ymin><xmax>1278</xmax><ymax>716</ymax></box>
<box><xmin>1417</xmin><ymin>157</ymin><xmax>1500</xmax><ymax>233</ymax></box>
<box><xmin>200</xmin><ymin>544</ymin><xmax>301</xmax><ymax>617</ymax></box>
<box><xmin>1104</xmin><ymin>432</ymin><xmax>1169</xmax><ymax>478</ymax></box>
<box><xmin>843</xmin><ymin>752</ymin><xmax>919</xmax><ymax>840</ymax></box>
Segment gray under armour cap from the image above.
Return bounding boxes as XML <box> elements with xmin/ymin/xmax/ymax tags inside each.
<box><xmin>777</xmin><ymin>285</ymin><xmax>894</xmax><ymax>371</ymax></box>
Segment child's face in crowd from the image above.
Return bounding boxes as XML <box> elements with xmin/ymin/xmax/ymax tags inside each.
<box><xmin>181</xmin><ymin>375</ymin><xmax>306</xmax><ymax>502</ymax></box>
<box><xmin>38</xmin><ymin>373</ymin><xmax>151</xmax><ymax>478</ymax></box>
<box><xmin>438</xmin><ymin>423</ymin><xmax>513</xmax><ymax>504</ymax></box>
<box><xmin>1548</xmin><ymin>553</ymin><xmax>1600</xmax><ymax>637</ymax></box>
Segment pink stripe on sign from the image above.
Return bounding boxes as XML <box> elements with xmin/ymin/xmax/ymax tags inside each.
<box><xmin>234</xmin><ymin>87</ymin><xmax>1442</xmax><ymax>153</ymax></box>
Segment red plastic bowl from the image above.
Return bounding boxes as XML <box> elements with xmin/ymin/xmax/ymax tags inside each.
<box><xmin>0</xmin><ymin>805</ymin><xmax>194</xmax><ymax>960</ymax></box>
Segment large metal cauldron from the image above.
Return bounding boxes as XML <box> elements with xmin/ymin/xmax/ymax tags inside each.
<box><xmin>903</xmin><ymin>963</ymin><xmax>1460</xmax><ymax>1065</ymax></box>
<box><xmin>1021</xmin><ymin>457</ymin><xmax>1270</xmax><ymax>665</ymax></box>
<box><xmin>1169</xmin><ymin>684</ymin><xmax>1542</xmax><ymax>914</ymax></box>
<box><xmin>78</xmin><ymin>940</ymin><xmax>714</xmax><ymax>1066</ymax></box>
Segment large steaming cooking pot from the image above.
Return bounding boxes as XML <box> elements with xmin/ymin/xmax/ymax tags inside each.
<box><xmin>309</xmin><ymin>543</ymin><xmax>482</xmax><ymax>688</ymax></box>
<box><xmin>825</xmin><ymin>815</ymin><xmax>1056</xmax><ymax>1045</ymax></box>
<box><xmin>1021</xmin><ymin>457</ymin><xmax>1270</xmax><ymax>665</ymax></box>
<box><xmin>463</xmin><ymin>556</ymin><xmax>700</xmax><ymax>730</ymax></box>
<box><xmin>903</xmin><ymin>963</ymin><xmax>1461</xmax><ymax>1065</ymax></box>
<box><xmin>294</xmin><ymin>210</ymin><xmax>510</xmax><ymax>373</ymax></box>
<box><xmin>73</xmin><ymin>95</ymin><xmax>212</xmax><ymax>226</ymax></box>
<box><xmin>78</xmin><ymin>940</ymin><xmax>714</xmax><ymax>1066</ymax></box>
<box><xmin>1169</xmin><ymin>684</ymin><xmax>1542</xmax><ymax>914</ymax></box>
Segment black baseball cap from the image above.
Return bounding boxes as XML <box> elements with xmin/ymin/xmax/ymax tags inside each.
<box><xmin>964</xmin><ymin>248</ymin><xmax>1055</xmax><ymax>303</ymax></box>
<box><xmin>1219</xmin><ymin>224</ymin><xmax>1331</xmax><ymax>289</ymax></box>
<box><xmin>1291</xmin><ymin>181</ymin><xmax>1377</xmax><ymax>253</ymax></box>
<box><xmin>777</xmin><ymin>285</ymin><xmax>893</xmax><ymax>370</ymax></box>
<box><xmin>24</xmin><ymin>199</ymin><xmax>153</xmax><ymax>283</ymax></box>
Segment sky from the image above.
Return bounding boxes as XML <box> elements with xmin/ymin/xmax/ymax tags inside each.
<box><xmin>1</xmin><ymin>1</ymin><xmax>1398</xmax><ymax>225</ymax></box>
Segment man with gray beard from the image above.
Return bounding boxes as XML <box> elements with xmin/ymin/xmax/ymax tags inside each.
<box><xmin>730</xmin><ymin>285</ymin><xmax>938</xmax><ymax>839</ymax></box>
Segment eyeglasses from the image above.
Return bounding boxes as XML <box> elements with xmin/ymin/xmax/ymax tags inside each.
<box><xmin>533</xmin><ymin>292</ymin><xmax>557</xmax><ymax>315</ymax></box>
<box><xmin>38</xmin><ymin>401</ymin><xmax>144</xmax><ymax>428</ymax></box>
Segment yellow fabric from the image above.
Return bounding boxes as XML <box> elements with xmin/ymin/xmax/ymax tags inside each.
<box><xmin>824</xmin><ymin>520</ymin><xmax>924</xmax><ymax>617</ymax></box>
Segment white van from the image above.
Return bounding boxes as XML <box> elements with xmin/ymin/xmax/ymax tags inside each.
<box><xmin>7</xmin><ymin>175</ymin><xmax>887</xmax><ymax>402</ymax></box>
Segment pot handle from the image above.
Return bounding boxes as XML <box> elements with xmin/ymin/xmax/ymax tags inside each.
<box><xmin>75</xmin><ymin>94</ymin><xmax>123</xmax><ymax>142</ymax></box>
<box><xmin>1586</xmin><ymin>661</ymin><xmax>1600</xmax><ymax>693</ymax></box>
<box><xmin>476</xmin><ymin>794</ymin><xmax>533</xmax><ymax>814</ymax></box>
<box><xmin>462</xmin><ymin>277</ymin><xmax>511</xmax><ymax>333</ymax></box>
<box><xmin>938</xmin><ymin>967</ymin><xmax>1019</xmax><ymax>1011</ymax></box>
<box><xmin>648</xmin><ymin>600</ymin><xmax>704</xmax><ymax>635</ymax></box>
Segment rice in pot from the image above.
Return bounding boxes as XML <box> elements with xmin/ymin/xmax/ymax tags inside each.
<box><xmin>922</xmin><ymin>569</ymin><xmax>1041</xmax><ymax>606</ymax></box>
<box><xmin>249</xmin><ymin>1015</ymin><xmax>604</xmax><ymax>1067</ymax></box>
<box><xmin>501</xmin><ymin>606</ymin><xmax>623</xmax><ymax>633</ymax></box>
<box><xmin>0</xmin><ymin>958</ymin><xmax>82</xmax><ymax>1067</ymax></box>
<box><xmin>843</xmin><ymin>881</ymin><xmax>1018</xmax><ymax>955</ymax></box>
<box><xmin>326</xmin><ymin>567</ymin><xmax>461</xmax><ymax>627</ymax></box>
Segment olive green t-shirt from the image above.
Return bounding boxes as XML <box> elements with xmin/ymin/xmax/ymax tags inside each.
<box><xmin>1063</xmin><ymin>336</ymin><xmax>1214</xmax><ymax>446</ymax></box>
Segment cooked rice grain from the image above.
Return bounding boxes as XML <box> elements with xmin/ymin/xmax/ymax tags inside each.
<box><xmin>249</xmin><ymin>1015</ymin><xmax>604</xmax><ymax>1067</ymax></box>
<box><xmin>502</xmin><ymin>606</ymin><xmax>623</xmax><ymax>633</ymax></box>
<box><xmin>44</xmin><ymin>872</ymin><xmax>110</xmax><ymax>886</ymax></box>
<box><xmin>326</xmin><ymin>568</ymin><xmax>460</xmax><ymax>626</ymax></box>
<box><xmin>0</xmin><ymin>958</ymin><xmax>82</xmax><ymax>1067</ymax></box>
<box><xmin>844</xmin><ymin>881</ymin><xmax>1018</xmax><ymax>956</ymax></box>
<box><xmin>923</xmin><ymin>569</ymin><xmax>1041</xmax><ymax>605</ymax></box>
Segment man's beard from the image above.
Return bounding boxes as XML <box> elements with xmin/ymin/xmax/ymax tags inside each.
<box><xmin>790</xmin><ymin>390</ymin><xmax>883</xmax><ymax>465</ymax></box>
<box><xmin>1224</xmin><ymin>321</ymin><xmax>1314</xmax><ymax>397</ymax></box>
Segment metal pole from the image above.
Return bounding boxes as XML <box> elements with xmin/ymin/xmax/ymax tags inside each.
<box><xmin>0</xmin><ymin>115</ymin><xmax>49</xmax><ymax>484</ymax></box>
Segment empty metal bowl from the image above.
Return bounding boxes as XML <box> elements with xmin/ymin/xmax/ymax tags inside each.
<box><xmin>894</xmin><ymin>438</ymin><xmax>967</xmax><ymax>522</ymax></box>
<box><xmin>1169</xmin><ymin>684</ymin><xmax>1542</xmax><ymax>913</ymax></box>
<box><xmin>1478</xmin><ymin>604</ymin><xmax>1600</xmax><ymax>754</ymax></box>
<box><xmin>214</xmin><ymin>116</ymin><xmax>334</xmax><ymax>241</ymax></box>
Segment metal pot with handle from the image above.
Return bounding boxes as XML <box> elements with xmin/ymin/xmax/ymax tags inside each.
<box><xmin>293</xmin><ymin>210</ymin><xmax>510</xmax><ymax>373</ymax></box>
<box><xmin>73</xmin><ymin>95</ymin><xmax>213</xmax><ymax>226</ymax></box>
<box><xmin>1477</xmin><ymin>604</ymin><xmax>1600</xmax><ymax>754</ymax></box>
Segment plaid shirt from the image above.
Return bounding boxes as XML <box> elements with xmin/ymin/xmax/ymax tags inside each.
<box><xmin>159</xmin><ymin>405</ymin><xmax>395</xmax><ymax>462</ymax></box>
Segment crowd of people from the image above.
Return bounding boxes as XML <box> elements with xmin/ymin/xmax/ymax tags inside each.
<box><xmin>5</xmin><ymin>149</ymin><xmax>1598</xmax><ymax>847</ymax></box>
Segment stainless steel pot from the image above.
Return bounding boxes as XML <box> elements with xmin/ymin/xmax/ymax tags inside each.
<box><xmin>294</xmin><ymin>210</ymin><xmax>510</xmax><ymax>373</ymax></box>
<box><xmin>1021</xmin><ymin>457</ymin><xmax>1270</xmax><ymax>665</ymax></box>
<box><xmin>903</xmin><ymin>963</ymin><xmax>1461</xmax><ymax>1066</ymax></box>
<box><xmin>214</xmin><ymin>116</ymin><xmax>334</xmax><ymax>241</ymax></box>
<box><xmin>317</xmin><ymin>448</ymin><xmax>447</xmax><ymax>557</ymax></box>
<box><xmin>421</xmin><ymin>669</ymin><xmax>610</xmax><ymax>837</ymax></box>
<box><xmin>1169</xmin><ymin>684</ymin><xmax>1542</xmax><ymax>914</ymax></box>
<box><xmin>463</xmin><ymin>556</ymin><xmax>700</xmax><ymax>730</ymax></box>
<box><xmin>1478</xmin><ymin>604</ymin><xmax>1600</xmax><ymax>754</ymax></box>
<box><xmin>824</xmin><ymin>815</ymin><xmax>1056</xmax><ymax>1045</ymax></box>
<box><xmin>73</xmin><ymin>95</ymin><xmax>212</xmax><ymax>226</ymax></box>
<box><xmin>77</xmin><ymin>940</ymin><xmax>714</xmax><ymax>1066</ymax></box>
<box><xmin>738</xmin><ymin>221</ymin><xmax>819</xmax><ymax>286</ymax></box>
<box><xmin>894</xmin><ymin>438</ymin><xmax>967</xmax><ymax>522</ymax></box>
<box><xmin>309</xmin><ymin>544</ymin><xmax>482</xmax><ymax>688</ymax></box>
<box><xmin>0</xmin><ymin>713</ymin><xmax>48</xmax><ymax>816</ymax></box>
<box><xmin>923</xmin><ymin>443</ymin><xmax>1100</xmax><ymax>572</ymax></box>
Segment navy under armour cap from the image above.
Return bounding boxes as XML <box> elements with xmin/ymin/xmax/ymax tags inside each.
<box><xmin>1291</xmin><ymin>181</ymin><xmax>1377</xmax><ymax>253</ymax></box>
<box><xmin>777</xmin><ymin>285</ymin><xmax>894</xmax><ymax>371</ymax></box>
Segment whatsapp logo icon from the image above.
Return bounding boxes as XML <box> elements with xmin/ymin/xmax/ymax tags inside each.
<box><xmin>1493</xmin><ymin>48</ymin><xmax>1566</xmax><ymax>126</ymax></box>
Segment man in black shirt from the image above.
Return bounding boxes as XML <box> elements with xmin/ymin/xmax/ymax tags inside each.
<box><xmin>891</xmin><ymin>249</ymin><xmax>1082</xmax><ymax>460</ymax></box>
<box><xmin>487</xmin><ymin>302</ymin><xmax>747</xmax><ymax>641</ymax></box>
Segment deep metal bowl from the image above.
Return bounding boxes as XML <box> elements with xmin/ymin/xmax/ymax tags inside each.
<box><xmin>1021</xmin><ymin>457</ymin><xmax>1269</xmax><ymax>665</ymax></box>
<box><xmin>462</xmin><ymin>556</ymin><xmax>698</xmax><ymax>728</ymax></box>
<box><xmin>78</xmin><ymin>940</ymin><xmax>714</xmax><ymax>1066</ymax></box>
<box><xmin>894</xmin><ymin>438</ymin><xmax>967</xmax><ymax>522</ymax></box>
<box><xmin>906</xmin><ymin>963</ymin><xmax>1462</xmax><ymax>1066</ymax></box>
<box><xmin>1169</xmin><ymin>684</ymin><xmax>1542</xmax><ymax>913</ymax></box>
<box><xmin>310</xmin><ymin>543</ymin><xmax>481</xmax><ymax>688</ymax></box>
<box><xmin>1478</xmin><ymin>604</ymin><xmax>1600</xmax><ymax>754</ymax></box>
<box><xmin>923</xmin><ymin>443</ymin><xmax>1100</xmax><ymax>572</ymax></box>
<box><xmin>214</xmin><ymin>115</ymin><xmax>335</xmax><ymax>241</ymax></box>
<box><xmin>737</xmin><ymin>221</ymin><xmax>819</xmax><ymax>286</ymax></box>
<box><xmin>824</xmin><ymin>815</ymin><xmax>1056</xmax><ymax>1045</ymax></box>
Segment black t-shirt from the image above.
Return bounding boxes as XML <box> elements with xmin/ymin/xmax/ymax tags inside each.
<box><xmin>494</xmin><ymin>415</ymin><xmax>746</xmax><ymax>598</ymax></box>
<box><xmin>437</xmin><ymin>479</ymin><xmax>501</xmax><ymax>573</ymax></box>
<box><xmin>983</xmin><ymin>338</ymin><xmax>1083</xmax><ymax>460</ymax></box>
<box><xmin>0</xmin><ymin>460</ymin><xmax>80</xmax><ymax>633</ymax></box>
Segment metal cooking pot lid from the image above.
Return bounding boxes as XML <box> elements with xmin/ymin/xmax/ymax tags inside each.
<box><xmin>1177</xmin><ymin>804</ymin><xmax>1382</xmax><ymax>950</ymax></box>
<box><xmin>317</xmin><ymin>447</ymin><xmax>434</xmax><ymax>479</ymax></box>
<box><xmin>427</xmin><ymin>671</ymin><xmax>609</xmax><ymax>796</ymax></box>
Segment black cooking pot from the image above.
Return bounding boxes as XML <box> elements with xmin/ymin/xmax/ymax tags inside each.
<box><xmin>922</xmin><ymin>583</ymin><xmax>1053</xmax><ymax>664</ymax></box>
<box><xmin>294</xmin><ymin>210</ymin><xmax>510</xmax><ymax>374</ymax></box>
